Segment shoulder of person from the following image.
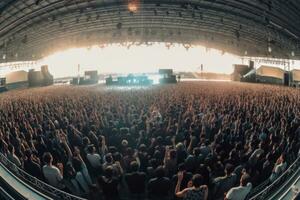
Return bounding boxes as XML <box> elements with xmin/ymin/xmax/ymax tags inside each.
<box><xmin>139</xmin><ymin>172</ymin><xmax>146</xmax><ymax>176</ymax></box>
<box><xmin>246</xmin><ymin>182</ymin><xmax>252</xmax><ymax>188</ymax></box>
<box><xmin>182</xmin><ymin>187</ymin><xmax>193</xmax><ymax>193</ymax></box>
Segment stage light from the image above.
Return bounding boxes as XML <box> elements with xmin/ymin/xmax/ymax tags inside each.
<box><xmin>128</xmin><ymin>0</ymin><xmax>139</xmax><ymax>12</ymax></box>
<box><xmin>41</xmin><ymin>43</ymin><xmax>241</xmax><ymax>78</ymax></box>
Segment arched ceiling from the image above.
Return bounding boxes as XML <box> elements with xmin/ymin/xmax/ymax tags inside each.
<box><xmin>0</xmin><ymin>0</ymin><xmax>300</xmax><ymax>63</ymax></box>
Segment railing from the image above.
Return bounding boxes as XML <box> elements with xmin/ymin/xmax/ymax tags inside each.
<box><xmin>249</xmin><ymin>156</ymin><xmax>300</xmax><ymax>200</ymax></box>
<box><xmin>0</xmin><ymin>187</ymin><xmax>15</xmax><ymax>200</ymax></box>
<box><xmin>0</xmin><ymin>153</ymin><xmax>86</xmax><ymax>200</ymax></box>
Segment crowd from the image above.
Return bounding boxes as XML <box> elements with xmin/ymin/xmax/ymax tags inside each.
<box><xmin>0</xmin><ymin>82</ymin><xmax>300</xmax><ymax>200</ymax></box>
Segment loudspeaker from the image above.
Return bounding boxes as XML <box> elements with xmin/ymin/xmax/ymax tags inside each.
<box><xmin>28</xmin><ymin>70</ymin><xmax>44</xmax><ymax>87</ymax></box>
<box><xmin>41</xmin><ymin>65</ymin><xmax>54</xmax><ymax>86</ymax></box>
<box><xmin>0</xmin><ymin>78</ymin><xmax>6</xmax><ymax>86</ymax></box>
<box><xmin>284</xmin><ymin>72</ymin><xmax>289</xmax><ymax>86</ymax></box>
<box><xmin>159</xmin><ymin>69</ymin><xmax>173</xmax><ymax>75</ymax></box>
<box><xmin>249</xmin><ymin>60</ymin><xmax>254</xmax><ymax>69</ymax></box>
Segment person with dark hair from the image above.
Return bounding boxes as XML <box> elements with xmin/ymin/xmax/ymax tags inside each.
<box><xmin>172</xmin><ymin>163</ymin><xmax>193</xmax><ymax>192</ymax></box>
<box><xmin>147</xmin><ymin>166</ymin><xmax>172</xmax><ymax>199</ymax></box>
<box><xmin>164</xmin><ymin>147</ymin><xmax>177</xmax><ymax>177</ymax></box>
<box><xmin>72</xmin><ymin>147</ymin><xmax>92</xmax><ymax>195</ymax></box>
<box><xmin>175</xmin><ymin>172</ymin><xmax>208</xmax><ymax>200</ymax></box>
<box><xmin>23</xmin><ymin>149</ymin><xmax>43</xmax><ymax>179</ymax></box>
<box><xmin>124</xmin><ymin>161</ymin><xmax>146</xmax><ymax>198</ymax></box>
<box><xmin>86</xmin><ymin>145</ymin><xmax>102</xmax><ymax>169</ymax></box>
<box><xmin>225</xmin><ymin>173</ymin><xmax>252</xmax><ymax>200</ymax></box>
<box><xmin>98</xmin><ymin>166</ymin><xmax>120</xmax><ymax>200</ymax></box>
<box><xmin>185</xmin><ymin>147</ymin><xmax>203</xmax><ymax>173</ymax></box>
<box><xmin>212</xmin><ymin>163</ymin><xmax>237</xmax><ymax>200</ymax></box>
<box><xmin>7</xmin><ymin>144</ymin><xmax>22</xmax><ymax>167</ymax></box>
<box><xmin>42</xmin><ymin>152</ymin><xmax>64</xmax><ymax>189</ymax></box>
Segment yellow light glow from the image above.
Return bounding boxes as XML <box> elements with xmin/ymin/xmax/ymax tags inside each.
<box><xmin>39</xmin><ymin>43</ymin><xmax>242</xmax><ymax>78</ymax></box>
<box><xmin>128</xmin><ymin>0</ymin><xmax>139</xmax><ymax>12</ymax></box>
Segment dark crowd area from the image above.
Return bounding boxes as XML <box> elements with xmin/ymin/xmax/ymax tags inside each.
<box><xmin>0</xmin><ymin>82</ymin><xmax>300</xmax><ymax>200</ymax></box>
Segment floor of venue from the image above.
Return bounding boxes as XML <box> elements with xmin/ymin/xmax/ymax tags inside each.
<box><xmin>0</xmin><ymin>81</ymin><xmax>299</xmax><ymax>200</ymax></box>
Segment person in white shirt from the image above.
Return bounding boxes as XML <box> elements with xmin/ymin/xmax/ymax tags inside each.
<box><xmin>225</xmin><ymin>173</ymin><xmax>252</xmax><ymax>200</ymax></box>
<box><xmin>270</xmin><ymin>153</ymin><xmax>287</xmax><ymax>182</ymax></box>
<box><xmin>42</xmin><ymin>152</ymin><xmax>64</xmax><ymax>189</ymax></box>
<box><xmin>86</xmin><ymin>145</ymin><xmax>102</xmax><ymax>169</ymax></box>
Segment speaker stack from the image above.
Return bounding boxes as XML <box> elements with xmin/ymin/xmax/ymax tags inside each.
<box><xmin>41</xmin><ymin>65</ymin><xmax>54</xmax><ymax>86</ymax></box>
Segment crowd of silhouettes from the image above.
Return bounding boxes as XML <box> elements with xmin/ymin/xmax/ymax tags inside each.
<box><xmin>0</xmin><ymin>82</ymin><xmax>300</xmax><ymax>200</ymax></box>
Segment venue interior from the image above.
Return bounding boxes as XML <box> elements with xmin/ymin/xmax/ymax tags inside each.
<box><xmin>0</xmin><ymin>1</ymin><xmax>300</xmax><ymax>200</ymax></box>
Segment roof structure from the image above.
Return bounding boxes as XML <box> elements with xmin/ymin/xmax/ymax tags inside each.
<box><xmin>0</xmin><ymin>0</ymin><xmax>300</xmax><ymax>63</ymax></box>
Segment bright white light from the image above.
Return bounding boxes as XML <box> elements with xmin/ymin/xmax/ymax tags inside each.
<box><xmin>39</xmin><ymin>43</ymin><xmax>242</xmax><ymax>78</ymax></box>
<box><xmin>148</xmin><ymin>74</ymin><xmax>161</xmax><ymax>84</ymax></box>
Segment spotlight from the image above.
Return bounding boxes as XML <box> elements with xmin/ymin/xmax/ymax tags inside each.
<box><xmin>128</xmin><ymin>0</ymin><xmax>139</xmax><ymax>13</ymax></box>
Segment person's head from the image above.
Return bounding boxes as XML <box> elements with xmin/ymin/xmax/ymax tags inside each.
<box><xmin>280</xmin><ymin>153</ymin><xmax>286</xmax><ymax>163</ymax></box>
<box><xmin>192</xmin><ymin>174</ymin><xmax>204</xmax><ymax>188</ymax></box>
<box><xmin>178</xmin><ymin>163</ymin><xmax>186</xmax><ymax>172</ymax></box>
<box><xmin>240</xmin><ymin>173</ymin><xmax>251</xmax><ymax>187</ymax></box>
<box><xmin>176</xmin><ymin>142</ymin><xmax>184</xmax><ymax>151</ymax></box>
<box><xmin>225</xmin><ymin>164</ymin><xmax>235</xmax><ymax>176</ymax></box>
<box><xmin>87</xmin><ymin>145</ymin><xmax>95</xmax><ymax>154</ymax></box>
<box><xmin>169</xmin><ymin>149</ymin><xmax>177</xmax><ymax>160</ymax></box>
<box><xmin>139</xmin><ymin>144</ymin><xmax>147</xmax><ymax>152</ymax></box>
<box><xmin>43</xmin><ymin>152</ymin><xmax>53</xmax><ymax>165</ymax></box>
<box><xmin>156</xmin><ymin>136</ymin><xmax>163</xmax><ymax>145</ymax></box>
<box><xmin>155</xmin><ymin>166</ymin><xmax>165</xmax><ymax>178</ymax></box>
<box><xmin>8</xmin><ymin>145</ymin><xmax>15</xmax><ymax>154</ymax></box>
<box><xmin>121</xmin><ymin>139</ymin><xmax>128</xmax><ymax>147</ymax></box>
<box><xmin>126</xmin><ymin>147</ymin><xmax>134</xmax><ymax>156</ymax></box>
<box><xmin>193</xmin><ymin>147</ymin><xmax>201</xmax><ymax>156</ymax></box>
<box><xmin>105</xmin><ymin>153</ymin><xmax>113</xmax><ymax>164</ymax></box>
<box><xmin>82</xmin><ymin>137</ymin><xmax>90</xmax><ymax>146</ymax></box>
<box><xmin>24</xmin><ymin>149</ymin><xmax>33</xmax><ymax>159</ymax></box>
<box><xmin>130</xmin><ymin>161</ymin><xmax>139</xmax><ymax>172</ymax></box>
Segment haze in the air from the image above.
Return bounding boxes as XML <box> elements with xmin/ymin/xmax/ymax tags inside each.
<box><xmin>39</xmin><ymin>43</ymin><xmax>242</xmax><ymax>78</ymax></box>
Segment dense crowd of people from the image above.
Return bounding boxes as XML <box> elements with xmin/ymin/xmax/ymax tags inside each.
<box><xmin>0</xmin><ymin>82</ymin><xmax>300</xmax><ymax>200</ymax></box>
